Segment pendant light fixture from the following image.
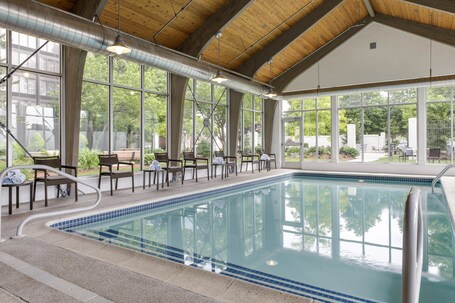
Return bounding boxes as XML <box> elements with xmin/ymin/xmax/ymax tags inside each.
<box><xmin>211</xmin><ymin>32</ymin><xmax>227</xmax><ymax>84</ymax></box>
<box><xmin>107</xmin><ymin>0</ymin><xmax>131</xmax><ymax>55</ymax></box>
<box><xmin>264</xmin><ymin>60</ymin><xmax>277</xmax><ymax>98</ymax></box>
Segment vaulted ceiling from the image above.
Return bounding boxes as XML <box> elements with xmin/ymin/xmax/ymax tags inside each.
<box><xmin>39</xmin><ymin>0</ymin><xmax>455</xmax><ymax>92</ymax></box>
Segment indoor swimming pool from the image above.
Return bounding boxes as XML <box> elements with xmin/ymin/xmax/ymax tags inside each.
<box><xmin>51</xmin><ymin>174</ymin><xmax>455</xmax><ymax>303</ymax></box>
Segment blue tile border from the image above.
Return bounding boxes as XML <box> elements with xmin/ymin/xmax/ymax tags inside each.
<box><xmin>50</xmin><ymin>172</ymin><xmax>437</xmax><ymax>303</ymax></box>
<box><xmin>50</xmin><ymin>172</ymin><xmax>435</xmax><ymax>231</ymax></box>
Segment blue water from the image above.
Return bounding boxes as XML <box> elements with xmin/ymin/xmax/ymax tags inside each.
<box><xmin>56</xmin><ymin>176</ymin><xmax>455</xmax><ymax>303</ymax></box>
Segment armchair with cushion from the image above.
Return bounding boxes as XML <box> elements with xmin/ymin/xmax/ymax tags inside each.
<box><xmin>98</xmin><ymin>154</ymin><xmax>134</xmax><ymax>196</ymax></box>
<box><xmin>183</xmin><ymin>151</ymin><xmax>209</xmax><ymax>182</ymax></box>
<box><xmin>33</xmin><ymin>156</ymin><xmax>78</xmax><ymax>206</ymax></box>
<box><xmin>154</xmin><ymin>152</ymin><xmax>184</xmax><ymax>186</ymax></box>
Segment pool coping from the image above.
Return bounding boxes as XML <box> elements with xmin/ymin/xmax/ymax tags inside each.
<box><xmin>19</xmin><ymin>170</ymin><xmax>454</xmax><ymax>303</ymax></box>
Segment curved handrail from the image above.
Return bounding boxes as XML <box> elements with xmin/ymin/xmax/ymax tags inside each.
<box><xmin>402</xmin><ymin>187</ymin><xmax>423</xmax><ymax>303</ymax></box>
<box><xmin>431</xmin><ymin>164</ymin><xmax>455</xmax><ymax>192</ymax></box>
<box><xmin>0</xmin><ymin>165</ymin><xmax>102</xmax><ymax>242</ymax></box>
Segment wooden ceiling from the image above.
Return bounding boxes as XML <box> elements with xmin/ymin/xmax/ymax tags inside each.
<box><xmin>38</xmin><ymin>0</ymin><xmax>455</xmax><ymax>91</ymax></box>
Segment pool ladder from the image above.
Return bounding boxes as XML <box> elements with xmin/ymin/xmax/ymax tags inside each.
<box><xmin>431</xmin><ymin>164</ymin><xmax>455</xmax><ymax>192</ymax></box>
<box><xmin>0</xmin><ymin>165</ymin><xmax>102</xmax><ymax>242</ymax></box>
<box><xmin>402</xmin><ymin>187</ymin><xmax>423</xmax><ymax>303</ymax></box>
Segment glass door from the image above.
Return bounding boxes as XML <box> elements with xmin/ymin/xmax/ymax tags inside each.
<box><xmin>282</xmin><ymin>117</ymin><xmax>303</xmax><ymax>168</ymax></box>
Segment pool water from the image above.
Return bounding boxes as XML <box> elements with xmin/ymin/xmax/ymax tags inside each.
<box><xmin>53</xmin><ymin>176</ymin><xmax>455</xmax><ymax>303</ymax></box>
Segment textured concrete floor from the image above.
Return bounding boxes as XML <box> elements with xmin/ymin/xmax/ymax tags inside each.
<box><xmin>0</xmin><ymin>169</ymin><xmax>318</xmax><ymax>303</ymax></box>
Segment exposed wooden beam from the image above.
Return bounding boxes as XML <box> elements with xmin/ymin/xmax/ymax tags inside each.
<box><xmin>179</xmin><ymin>0</ymin><xmax>253</xmax><ymax>57</ymax></box>
<box><xmin>272</xmin><ymin>17</ymin><xmax>372</xmax><ymax>93</ymax></box>
<box><xmin>237</xmin><ymin>0</ymin><xmax>344</xmax><ymax>77</ymax></box>
<box><xmin>363</xmin><ymin>0</ymin><xmax>375</xmax><ymax>17</ymax></box>
<box><xmin>280</xmin><ymin>74</ymin><xmax>455</xmax><ymax>97</ymax></box>
<box><xmin>374</xmin><ymin>13</ymin><xmax>455</xmax><ymax>47</ymax></box>
<box><xmin>403</xmin><ymin>0</ymin><xmax>455</xmax><ymax>15</ymax></box>
<box><xmin>72</xmin><ymin>0</ymin><xmax>108</xmax><ymax>19</ymax></box>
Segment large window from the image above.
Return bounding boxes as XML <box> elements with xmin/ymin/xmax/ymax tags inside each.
<box><xmin>240</xmin><ymin>94</ymin><xmax>263</xmax><ymax>154</ymax></box>
<box><xmin>8</xmin><ymin>32</ymin><xmax>61</xmax><ymax>170</ymax></box>
<box><xmin>427</xmin><ymin>87</ymin><xmax>453</xmax><ymax>164</ymax></box>
<box><xmin>80</xmin><ymin>53</ymin><xmax>168</xmax><ymax>175</ymax></box>
<box><xmin>338</xmin><ymin>89</ymin><xmax>417</xmax><ymax>163</ymax></box>
<box><xmin>182</xmin><ymin>79</ymin><xmax>228</xmax><ymax>158</ymax></box>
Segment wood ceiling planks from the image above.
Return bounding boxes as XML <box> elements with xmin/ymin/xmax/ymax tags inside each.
<box><xmin>372</xmin><ymin>0</ymin><xmax>455</xmax><ymax>30</ymax></box>
<box><xmin>38</xmin><ymin>0</ymin><xmax>76</xmax><ymax>12</ymax></box>
<box><xmin>253</xmin><ymin>0</ymin><xmax>369</xmax><ymax>83</ymax></box>
<box><xmin>100</xmin><ymin>0</ymin><xmax>227</xmax><ymax>48</ymax></box>
<box><xmin>33</xmin><ymin>0</ymin><xmax>455</xmax><ymax>87</ymax></box>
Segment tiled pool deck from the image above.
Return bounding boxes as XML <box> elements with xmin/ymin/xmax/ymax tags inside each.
<box><xmin>0</xmin><ymin>169</ymin><xmax>454</xmax><ymax>303</ymax></box>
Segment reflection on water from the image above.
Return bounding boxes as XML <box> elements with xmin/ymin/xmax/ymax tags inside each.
<box><xmin>66</xmin><ymin>177</ymin><xmax>455</xmax><ymax>303</ymax></box>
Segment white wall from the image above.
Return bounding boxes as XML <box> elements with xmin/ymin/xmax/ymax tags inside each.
<box><xmin>284</xmin><ymin>22</ymin><xmax>455</xmax><ymax>92</ymax></box>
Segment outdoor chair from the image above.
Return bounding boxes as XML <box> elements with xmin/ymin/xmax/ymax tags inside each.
<box><xmin>183</xmin><ymin>151</ymin><xmax>209</xmax><ymax>182</ymax></box>
<box><xmin>212</xmin><ymin>151</ymin><xmax>237</xmax><ymax>179</ymax></box>
<box><xmin>33</xmin><ymin>156</ymin><xmax>78</xmax><ymax>206</ymax></box>
<box><xmin>428</xmin><ymin>148</ymin><xmax>441</xmax><ymax>163</ymax></box>
<box><xmin>239</xmin><ymin>151</ymin><xmax>260</xmax><ymax>173</ymax></box>
<box><xmin>98</xmin><ymin>154</ymin><xmax>134</xmax><ymax>196</ymax></box>
<box><xmin>399</xmin><ymin>148</ymin><xmax>414</xmax><ymax>162</ymax></box>
<box><xmin>154</xmin><ymin>152</ymin><xmax>184</xmax><ymax>186</ymax></box>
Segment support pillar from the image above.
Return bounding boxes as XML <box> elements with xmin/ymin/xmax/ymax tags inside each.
<box><xmin>63</xmin><ymin>47</ymin><xmax>87</xmax><ymax>166</ymax></box>
<box><xmin>169</xmin><ymin>74</ymin><xmax>188</xmax><ymax>159</ymax></box>
<box><xmin>263</xmin><ymin>99</ymin><xmax>278</xmax><ymax>154</ymax></box>
<box><xmin>229</xmin><ymin>90</ymin><xmax>243</xmax><ymax>155</ymax></box>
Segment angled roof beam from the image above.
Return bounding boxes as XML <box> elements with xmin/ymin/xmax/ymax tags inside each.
<box><xmin>73</xmin><ymin>0</ymin><xmax>108</xmax><ymax>19</ymax></box>
<box><xmin>363</xmin><ymin>0</ymin><xmax>375</xmax><ymax>17</ymax></box>
<box><xmin>237</xmin><ymin>0</ymin><xmax>344</xmax><ymax>77</ymax></box>
<box><xmin>179</xmin><ymin>0</ymin><xmax>253</xmax><ymax>57</ymax></box>
<box><xmin>403</xmin><ymin>0</ymin><xmax>455</xmax><ymax>15</ymax></box>
<box><xmin>272</xmin><ymin>17</ymin><xmax>372</xmax><ymax>93</ymax></box>
<box><xmin>374</xmin><ymin>13</ymin><xmax>455</xmax><ymax>47</ymax></box>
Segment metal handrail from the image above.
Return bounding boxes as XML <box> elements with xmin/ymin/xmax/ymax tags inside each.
<box><xmin>0</xmin><ymin>165</ymin><xmax>102</xmax><ymax>242</ymax></box>
<box><xmin>402</xmin><ymin>187</ymin><xmax>423</xmax><ymax>303</ymax></box>
<box><xmin>431</xmin><ymin>164</ymin><xmax>455</xmax><ymax>192</ymax></box>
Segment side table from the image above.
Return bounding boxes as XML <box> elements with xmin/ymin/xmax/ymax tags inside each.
<box><xmin>143</xmin><ymin>169</ymin><xmax>165</xmax><ymax>190</ymax></box>
<box><xmin>2</xmin><ymin>181</ymin><xmax>33</xmax><ymax>215</ymax></box>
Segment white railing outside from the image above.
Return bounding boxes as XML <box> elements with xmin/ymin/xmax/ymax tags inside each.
<box><xmin>0</xmin><ymin>165</ymin><xmax>102</xmax><ymax>242</ymax></box>
<box><xmin>402</xmin><ymin>187</ymin><xmax>423</xmax><ymax>303</ymax></box>
<box><xmin>431</xmin><ymin>164</ymin><xmax>455</xmax><ymax>192</ymax></box>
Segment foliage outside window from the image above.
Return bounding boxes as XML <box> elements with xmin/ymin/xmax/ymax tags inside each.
<box><xmin>183</xmin><ymin>79</ymin><xmax>227</xmax><ymax>159</ymax></box>
<box><xmin>427</xmin><ymin>86</ymin><xmax>454</xmax><ymax>164</ymax></box>
<box><xmin>80</xmin><ymin>53</ymin><xmax>168</xmax><ymax>175</ymax></box>
<box><xmin>338</xmin><ymin>89</ymin><xmax>417</xmax><ymax>163</ymax></box>
<box><xmin>240</xmin><ymin>94</ymin><xmax>263</xmax><ymax>155</ymax></box>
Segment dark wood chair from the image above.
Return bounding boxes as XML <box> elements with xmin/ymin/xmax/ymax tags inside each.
<box><xmin>428</xmin><ymin>148</ymin><xmax>441</xmax><ymax>163</ymax></box>
<box><xmin>98</xmin><ymin>154</ymin><xmax>134</xmax><ymax>196</ymax></box>
<box><xmin>154</xmin><ymin>152</ymin><xmax>184</xmax><ymax>186</ymax></box>
<box><xmin>183</xmin><ymin>151</ymin><xmax>209</xmax><ymax>182</ymax></box>
<box><xmin>212</xmin><ymin>151</ymin><xmax>237</xmax><ymax>178</ymax></box>
<box><xmin>33</xmin><ymin>156</ymin><xmax>78</xmax><ymax>206</ymax></box>
<box><xmin>239</xmin><ymin>151</ymin><xmax>260</xmax><ymax>173</ymax></box>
